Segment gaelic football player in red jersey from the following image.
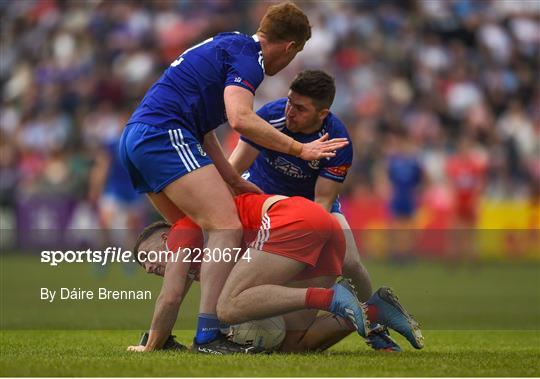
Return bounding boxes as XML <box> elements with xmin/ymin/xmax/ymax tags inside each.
<box><xmin>127</xmin><ymin>194</ymin><xmax>423</xmax><ymax>353</ymax></box>
<box><xmin>446</xmin><ymin>136</ymin><xmax>487</xmax><ymax>262</ymax></box>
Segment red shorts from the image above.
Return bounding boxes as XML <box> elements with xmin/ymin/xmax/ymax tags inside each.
<box><xmin>247</xmin><ymin>197</ymin><xmax>345</xmax><ymax>281</ymax></box>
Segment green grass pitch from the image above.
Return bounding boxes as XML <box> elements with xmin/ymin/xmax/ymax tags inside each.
<box><xmin>1</xmin><ymin>256</ymin><xmax>539</xmax><ymax>376</ymax></box>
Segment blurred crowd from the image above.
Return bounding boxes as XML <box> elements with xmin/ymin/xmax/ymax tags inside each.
<box><xmin>1</xmin><ymin>0</ymin><xmax>539</xmax><ymax>231</ymax></box>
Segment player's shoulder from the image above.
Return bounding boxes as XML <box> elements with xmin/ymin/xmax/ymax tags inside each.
<box><xmin>323</xmin><ymin>112</ymin><xmax>350</xmax><ymax>139</ymax></box>
<box><xmin>215</xmin><ymin>32</ymin><xmax>259</xmax><ymax>53</ymax></box>
<box><xmin>257</xmin><ymin>98</ymin><xmax>287</xmax><ymax>126</ymax></box>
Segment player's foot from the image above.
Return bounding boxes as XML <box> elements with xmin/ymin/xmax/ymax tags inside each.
<box><xmin>192</xmin><ymin>334</ymin><xmax>265</xmax><ymax>355</ymax></box>
<box><xmin>139</xmin><ymin>332</ymin><xmax>187</xmax><ymax>351</ymax></box>
<box><xmin>365</xmin><ymin>324</ymin><xmax>401</xmax><ymax>352</ymax></box>
<box><xmin>367</xmin><ymin>287</ymin><xmax>424</xmax><ymax>349</ymax></box>
<box><xmin>329</xmin><ymin>278</ymin><xmax>370</xmax><ymax>337</ymax></box>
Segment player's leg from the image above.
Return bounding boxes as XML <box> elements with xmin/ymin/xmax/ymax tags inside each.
<box><xmin>217</xmin><ymin>247</ymin><xmax>369</xmax><ymax>338</ymax></box>
<box><xmin>330</xmin><ymin>211</ymin><xmax>401</xmax><ymax>351</ymax></box>
<box><xmin>280</xmin><ymin>276</ymin><xmax>354</xmax><ymax>352</ymax></box>
<box><xmin>332</xmin><ymin>212</ymin><xmax>373</xmax><ymax>301</ymax></box>
<box><xmin>157</xmin><ymin>164</ymin><xmax>243</xmax><ymax>343</ymax></box>
<box><xmin>146</xmin><ymin>192</ymin><xmax>185</xmax><ymax>224</ymax></box>
<box><xmin>217</xmin><ymin>248</ymin><xmax>307</xmax><ymax>324</ymax></box>
<box><xmin>281</xmin><ymin>312</ymin><xmax>354</xmax><ymax>352</ymax></box>
<box><xmin>120</xmin><ymin>124</ymin><xmax>243</xmax><ymax>347</ymax></box>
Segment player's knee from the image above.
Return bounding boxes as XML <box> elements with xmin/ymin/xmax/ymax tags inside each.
<box><xmin>216</xmin><ymin>297</ymin><xmax>240</xmax><ymax>325</ymax></box>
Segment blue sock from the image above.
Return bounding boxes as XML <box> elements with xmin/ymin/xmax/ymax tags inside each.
<box><xmin>195</xmin><ymin>313</ymin><xmax>220</xmax><ymax>344</ymax></box>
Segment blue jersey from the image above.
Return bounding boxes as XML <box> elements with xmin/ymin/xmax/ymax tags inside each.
<box><xmin>388</xmin><ymin>154</ymin><xmax>422</xmax><ymax>216</ymax></box>
<box><xmin>127</xmin><ymin>32</ymin><xmax>264</xmax><ymax>142</ymax></box>
<box><xmin>241</xmin><ymin>98</ymin><xmax>353</xmax><ymax>203</ymax></box>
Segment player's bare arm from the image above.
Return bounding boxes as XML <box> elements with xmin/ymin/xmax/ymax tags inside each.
<box><xmin>314</xmin><ymin>176</ymin><xmax>343</xmax><ymax>212</ymax></box>
<box><xmin>203</xmin><ymin>131</ymin><xmax>262</xmax><ymax>195</ymax></box>
<box><xmin>128</xmin><ymin>257</ymin><xmax>190</xmax><ymax>352</ymax></box>
<box><xmin>87</xmin><ymin>149</ymin><xmax>111</xmax><ymax>205</ymax></box>
<box><xmin>224</xmin><ymin>86</ymin><xmax>348</xmax><ymax>160</ymax></box>
<box><xmin>229</xmin><ymin>139</ymin><xmax>260</xmax><ymax>175</ymax></box>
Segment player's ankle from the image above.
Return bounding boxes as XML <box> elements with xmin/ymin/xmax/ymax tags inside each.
<box><xmin>366</xmin><ymin>304</ymin><xmax>379</xmax><ymax>324</ymax></box>
<box><xmin>305</xmin><ymin>288</ymin><xmax>334</xmax><ymax>310</ymax></box>
<box><xmin>195</xmin><ymin>313</ymin><xmax>220</xmax><ymax>344</ymax></box>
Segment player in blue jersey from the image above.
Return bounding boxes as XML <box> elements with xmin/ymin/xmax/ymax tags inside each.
<box><xmin>229</xmin><ymin>70</ymin><xmax>402</xmax><ymax>351</ymax></box>
<box><xmin>386</xmin><ymin>129</ymin><xmax>424</xmax><ymax>261</ymax></box>
<box><xmin>88</xmin><ymin>119</ymin><xmax>147</xmax><ymax>274</ymax></box>
<box><xmin>118</xmin><ymin>3</ymin><xmax>349</xmax><ymax>354</ymax></box>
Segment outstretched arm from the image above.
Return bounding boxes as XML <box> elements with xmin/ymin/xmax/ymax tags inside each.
<box><xmin>127</xmin><ymin>259</ymin><xmax>191</xmax><ymax>352</ymax></box>
<box><xmin>224</xmin><ymin>86</ymin><xmax>349</xmax><ymax>161</ymax></box>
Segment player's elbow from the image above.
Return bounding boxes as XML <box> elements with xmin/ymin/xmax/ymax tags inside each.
<box><xmin>228</xmin><ymin>110</ymin><xmax>252</xmax><ymax>134</ymax></box>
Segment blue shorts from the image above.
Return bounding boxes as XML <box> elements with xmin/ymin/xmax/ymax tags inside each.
<box><xmin>119</xmin><ymin>123</ymin><xmax>213</xmax><ymax>193</ymax></box>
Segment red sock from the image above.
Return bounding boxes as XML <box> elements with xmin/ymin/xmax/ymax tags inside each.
<box><xmin>305</xmin><ymin>288</ymin><xmax>334</xmax><ymax>310</ymax></box>
<box><xmin>367</xmin><ymin>304</ymin><xmax>379</xmax><ymax>323</ymax></box>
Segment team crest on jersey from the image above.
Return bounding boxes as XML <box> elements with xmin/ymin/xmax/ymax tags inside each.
<box><xmin>197</xmin><ymin>144</ymin><xmax>207</xmax><ymax>157</ymax></box>
<box><xmin>308</xmin><ymin>160</ymin><xmax>320</xmax><ymax>170</ymax></box>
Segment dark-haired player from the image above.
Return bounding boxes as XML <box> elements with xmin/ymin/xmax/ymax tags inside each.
<box><xmin>229</xmin><ymin>70</ymin><xmax>399</xmax><ymax>351</ymax></box>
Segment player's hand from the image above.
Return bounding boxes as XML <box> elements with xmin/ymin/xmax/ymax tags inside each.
<box><xmin>127</xmin><ymin>345</ymin><xmax>147</xmax><ymax>352</ymax></box>
<box><xmin>230</xmin><ymin>177</ymin><xmax>264</xmax><ymax>195</ymax></box>
<box><xmin>299</xmin><ymin>133</ymin><xmax>349</xmax><ymax>161</ymax></box>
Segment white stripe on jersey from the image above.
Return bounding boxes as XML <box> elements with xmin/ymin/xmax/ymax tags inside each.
<box><xmin>169</xmin><ymin>130</ymin><xmax>192</xmax><ymax>172</ymax></box>
<box><xmin>269</xmin><ymin>116</ymin><xmax>286</xmax><ymax>124</ymax></box>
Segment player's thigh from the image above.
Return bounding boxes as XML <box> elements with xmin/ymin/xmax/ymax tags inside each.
<box><xmin>162</xmin><ymin>164</ymin><xmax>240</xmax><ymax>230</ymax></box>
<box><xmin>219</xmin><ymin>248</ymin><xmax>307</xmax><ymax>301</ymax></box>
<box><xmin>147</xmin><ymin>192</ymin><xmax>185</xmax><ymax>224</ymax></box>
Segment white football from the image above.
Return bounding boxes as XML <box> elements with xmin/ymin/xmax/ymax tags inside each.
<box><xmin>229</xmin><ymin>316</ymin><xmax>286</xmax><ymax>351</ymax></box>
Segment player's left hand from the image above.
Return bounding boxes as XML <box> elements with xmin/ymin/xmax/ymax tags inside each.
<box><xmin>127</xmin><ymin>345</ymin><xmax>147</xmax><ymax>352</ymax></box>
<box><xmin>231</xmin><ymin>178</ymin><xmax>264</xmax><ymax>195</ymax></box>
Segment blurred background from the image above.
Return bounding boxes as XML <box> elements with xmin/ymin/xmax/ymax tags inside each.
<box><xmin>1</xmin><ymin>0</ymin><xmax>539</xmax><ymax>263</ymax></box>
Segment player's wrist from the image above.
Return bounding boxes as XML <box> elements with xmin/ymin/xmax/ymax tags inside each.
<box><xmin>288</xmin><ymin>140</ymin><xmax>303</xmax><ymax>157</ymax></box>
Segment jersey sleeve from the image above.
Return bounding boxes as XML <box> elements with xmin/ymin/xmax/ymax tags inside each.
<box><xmin>224</xmin><ymin>42</ymin><xmax>264</xmax><ymax>95</ymax></box>
<box><xmin>319</xmin><ymin>120</ymin><xmax>353</xmax><ymax>183</ymax></box>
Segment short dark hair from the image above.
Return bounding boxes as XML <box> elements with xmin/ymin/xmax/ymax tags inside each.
<box><xmin>289</xmin><ymin>70</ymin><xmax>336</xmax><ymax>110</ymax></box>
<box><xmin>133</xmin><ymin>221</ymin><xmax>171</xmax><ymax>266</ymax></box>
